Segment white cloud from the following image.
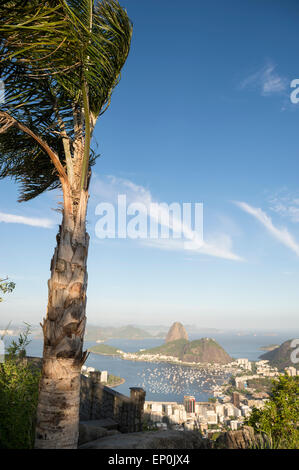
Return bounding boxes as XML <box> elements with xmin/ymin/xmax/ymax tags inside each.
<box><xmin>185</xmin><ymin>233</ymin><xmax>244</xmax><ymax>261</ymax></box>
<box><xmin>0</xmin><ymin>212</ymin><xmax>55</xmax><ymax>229</ymax></box>
<box><xmin>91</xmin><ymin>174</ymin><xmax>243</xmax><ymax>262</ymax></box>
<box><xmin>269</xmin><ymin>193</ymin><xmax>299</xmax><ymax>223</ymax></box>
<box><xmin>235</xmin><ymin>201</ymin><xmax>299</xmax><ymax>256</ymax></box>
<box><xmin>144</xmin><ymin>235</ymin><xmax>243</xmax><ymax>261</ymax></box>
<box><xmin>240</xmin><ymin>62</ymin><xmax>288</xmax><ymax>95</ymax></box>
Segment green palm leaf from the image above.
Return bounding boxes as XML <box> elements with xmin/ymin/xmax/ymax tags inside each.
<box><xmin>0</xmin><ymin>0</ymin><xmax>133</xmax><ymax>197</ymax></box>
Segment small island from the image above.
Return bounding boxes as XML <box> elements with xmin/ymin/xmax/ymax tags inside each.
<box><xmin>88</xmin><ymin>343</ymin><xmax>123</xmax><ymax>356</ymax></box>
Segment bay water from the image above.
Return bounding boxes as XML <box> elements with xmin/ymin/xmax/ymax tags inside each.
<box><xmin>18</xmin><ymin>329</ymin><xmax>299</xmax><ymax>403</ymax></box>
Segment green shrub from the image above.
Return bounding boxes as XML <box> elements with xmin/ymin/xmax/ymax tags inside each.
<box><xmin>0</xmin><ymin>360</ymin><xmax>40</xmax><ymax>448</ymax></box>
<box><xmin>245</xmin><ymin>375</ymin><xmax>299</xmax><ymax>449</ymax></box>
<box><xmin>6</xmin><ymin>322</ymin><xmax>32</xmax><ymax>359</ymax></box>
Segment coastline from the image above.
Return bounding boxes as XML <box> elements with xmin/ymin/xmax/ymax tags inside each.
<box><xmin>89</xmin><ymin>349</ymin><xmax>234</xmax><ymax>373</ymax></box>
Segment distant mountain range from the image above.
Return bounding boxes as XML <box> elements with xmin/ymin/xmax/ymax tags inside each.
<box><xmin>88</xmin><ymin>322</ymin><xmax>233</xmax><ymax>364</ymax></box>
<box><xmin>84</xmin><ymin>325</ymin><xmax>153</xmax><ymax>341</ymax></box>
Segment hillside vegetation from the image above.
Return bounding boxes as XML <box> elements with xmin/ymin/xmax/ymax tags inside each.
<box><xmin>88</xmin><ymin>343</ymin><xmax>121</xmax><ymax>356</ymax></box>
<box><xmin>259</xmin><ymin>339</ymin><xmax>299</xmax><ymax>370</ymax></box>
<box><xmin>136</xmin><ymin>339</ymin><xmax>189</xmax><ymax>358</ymax></box>
<box><xmin>246</xmin><ymin>375</ymin><xmax>299</xmax><ymax>449</ymax></box>
<box><xmin>137</xmin><ymin>338</ymin><xmax>232</xmax><ymax>364</ymax></box>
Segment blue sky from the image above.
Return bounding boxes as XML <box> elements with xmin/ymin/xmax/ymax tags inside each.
<box><xmin>1</xmin><ymin>0</ymin><xmax>299</xmax><ymax>330</ymax></box>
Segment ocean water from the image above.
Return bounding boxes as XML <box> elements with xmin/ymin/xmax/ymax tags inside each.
<box><xmin>9</xmin><ymin>329</ymin><xmax>299</xmax><ymax>403</ymax></box>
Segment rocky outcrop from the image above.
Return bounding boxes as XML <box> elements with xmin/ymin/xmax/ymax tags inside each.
<box><xmin>165</xmin><ymin>322</ymin><xmax>188</xmax><ymax>343</ymax></box>
<box><xmin>79</xmin><ymin>426</ymin><xmax>274</xmax><ymax>449</ymax></box>
<box><xmin>79</xmin><ymin>430</ymin><xmax>211</xmax><ymax>449</ymax></box>
<box><xmin>79</xmin><ymin>420</ymin><xmax>120</xmax><ymax>446</ymax></box>
<box><xmin>214</xmin><ymin>426</ymin><xmax>269</xmax><ymax>449</ymax></box>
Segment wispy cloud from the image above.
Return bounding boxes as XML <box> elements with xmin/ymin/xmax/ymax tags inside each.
<box><xmin>269</xmin><ymin>192</ymin><xmax>299</xmax><ymax>223</ymax></box>
<box><xmin>190</xmin><ymin>234</ymin><xmax>244</xmax><ymax>261</ymax></box>
<box><xmin>143</xmin><ymin>235</ymin><xmax>243</xmax><ymax>261</ymax></box>
<box><xmin>0</xmin><ymin>212</ymin><xmax>55</xmax><ymax>229</ymax></box>
<box><xmin>92</xmin><ymin>174</ymin><xmax>243</xmax><ymax>261</ymax></box>
<box><xmin>240</xmin><ymin>61</ymin><xmax>288</xmax><ymax>96</ymax></box>
<box><xmin>235</xmin><ymin>201</ymin><xmax>299</xmax><ymax>256</ymax></box>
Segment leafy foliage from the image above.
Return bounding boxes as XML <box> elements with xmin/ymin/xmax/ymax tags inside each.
<box><xmin>246</xmin><ymin>376</ymin><xmax>273</xmax><ymax>394</ymax></box>
<box><xmin>0</xmin><ymin>359</ymin><xmax>40</xmax><ymax>449</ymax></box>
<box><xmin>0</xmin><ymin>277</ymin><xmax>15</xmax><ymax>302</ymax></box>
<box><xmin>245</xmin><ymin>375</ymin><xmax>299</xmax><ymax>449</ymax></box>
<box><xmin>6</xmin><ymin>322</ymin><xmax>32</xmax><ymax>359</ymax></box>
<box><xmin>0</xmin><ymin>0</ymin><xmax>132</xmax><ymax>115</ymax></box>
<box><xmin>0</xmin><ymin>0</ymin><xmax>132</xmax><ymax>199</ymax></box>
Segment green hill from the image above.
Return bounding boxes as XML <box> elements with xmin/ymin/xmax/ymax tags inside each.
<box><xmin>136</xmin><ymin>339</ymin><xmax>188</xmax><ymax>358</ymax></box>
<box><xmin>137</xmin><ymin>337</ymin><xmax>232</xmax><ymax>364</ymax></box>
<box><xmin>259</xmin><ymin>339</ymin><xmax>299</xmax><ymax>370</ymax></box>
<box><xmin>182</xmin><ymin>338</ymin><xmax>231</xmax><ymax>364</ymax></box>
<box><xmin>88</xmin><ymin>344</ymin><xmax>122</xmax><ymax>356</ymax></box>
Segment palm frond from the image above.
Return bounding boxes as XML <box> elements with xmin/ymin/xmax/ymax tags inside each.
<box><xmin>0</xmin><ymin>0</ymin><xmax>132</xmax><ymax>115</ymax></box>
<box><xmin>0</xmin><ymin>0</ymin><xmax>132</xmax><ymax>199</ymax></box>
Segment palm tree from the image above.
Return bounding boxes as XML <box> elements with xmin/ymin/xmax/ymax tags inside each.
<box><xmin>0</xmin><ymin>0</ymin><xmax>132</xmax><ymax>448</ymax></box>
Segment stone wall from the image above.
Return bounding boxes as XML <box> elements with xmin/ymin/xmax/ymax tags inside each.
<box><xmin>80</xmin><ymin>371</ymin><xmax>146</xmax><ymax>433</ymax></box>
<box><xmin>22</xmin><ymin>357</ymin><xmax>146</xmax><ymax>434</ymax></box>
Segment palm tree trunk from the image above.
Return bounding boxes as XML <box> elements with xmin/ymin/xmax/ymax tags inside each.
<box><xmin>35</xmin><ymin>190</ymin><xmax>89</xmax><ymax>449</ymax></box>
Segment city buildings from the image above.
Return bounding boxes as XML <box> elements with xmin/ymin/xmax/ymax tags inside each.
<box><xmin>285</xmin><ymin>366</ymin><xmax>299</xmax><ymax>377</ymax></box>
<box><xmin>184</xmin><ymin>395</ymin><xmax>196</xmax><ymax>413</ymax></box>
<box><xmin>142</xmin><ymin>356</ymin><xmax>288</xmax><ymax>435</ymax></box>
<box><xmin>232</xmin><ymin>391</ymin><xmax>240</xmax><ymax>408</ymax></box>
